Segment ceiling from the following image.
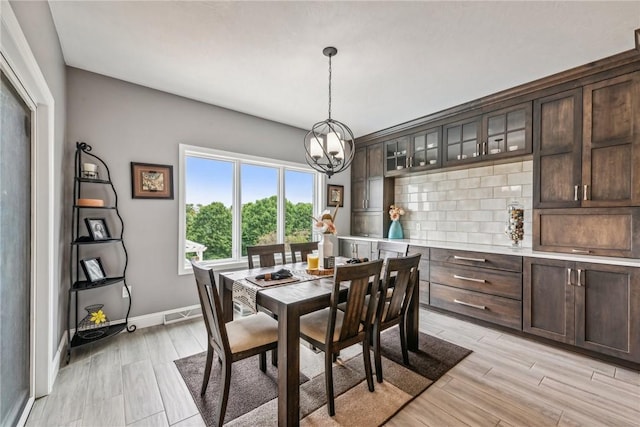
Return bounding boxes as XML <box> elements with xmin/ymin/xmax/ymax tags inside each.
<box><xmin>48</xmin><ymin>1</ymin><xmax>640</xmax><ymax>138</ymax></box>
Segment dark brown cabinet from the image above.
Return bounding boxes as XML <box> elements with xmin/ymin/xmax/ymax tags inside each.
<box><xmin>582</xmin><ymin>71</ymin><xmax>640</xmax><ymax>207</ymax></box>
<box><xmin>524</xmin><ymin>257</ymin><xmax>640</xmax><ymax>363</ymax></box>
<box><xmin>339</xmin><ymin>238</ymin><xmax>374</xmax><ymax>261</ymax></box>
<box><xmin>533</xmin><ymin>88</ymin><xmax>583</xmax><ymax>208</ymax></box>
<box><xmin>443</xmin><ymin>103</ymin><xmax>532</xmax><ymax>167</ymax></box>
<box><xmin>351</xmin><ymin>142</ymin><xmax>393</xmax><ymax>237</ymax></box>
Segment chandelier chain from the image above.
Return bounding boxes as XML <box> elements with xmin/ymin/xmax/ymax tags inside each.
<box><xmin>328</xmin><ymin>54</ymin><xmax>332</xmax><ymax>120</ymax></box>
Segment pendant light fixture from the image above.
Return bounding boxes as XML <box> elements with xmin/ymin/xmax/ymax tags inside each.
<box><xmin>304</xmin><ymin>47</ymin><xmax>355</xmax><ymax>178</ymax></box>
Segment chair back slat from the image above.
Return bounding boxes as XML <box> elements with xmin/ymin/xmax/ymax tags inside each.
<box><xmin>329</xmin><ymin>260</ymin><xmax>383</xmax><ymax>343</ymax></box>
<box><xmin>191</xmin><ymin>262</ymin><xmax>230</xmax><ymax>357</ymax></box>
<box><xmin>290</xmin><ymin>241</ymin><xmax>318</xmax><ymax>263</ymax></box>
<box><xmin>247</xmin><ymin>244</ymin><xmax>286</xmax><ymax>268</ymax></box>
<box><xmin>379</xmin><ymin>254</ymin><xmax>421</xmax><ymax>323</ymax></box>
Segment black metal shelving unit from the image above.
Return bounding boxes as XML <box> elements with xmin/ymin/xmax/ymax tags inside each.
<box><xmin>66</xmin><ymin>142</ymin><xmax>136</xmax><ymax>363</ymax></box>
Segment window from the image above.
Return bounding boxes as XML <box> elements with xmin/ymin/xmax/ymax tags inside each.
<box><xmin>179</xmin><ymin>144</ymin><xmax>322</xmax><ymax>273</ymax></box>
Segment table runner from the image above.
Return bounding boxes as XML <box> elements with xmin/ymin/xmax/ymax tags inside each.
<box><xmin>232</xmin><ymin>269</ymin><xmax>333</xmax><ymax>313</ymax></box>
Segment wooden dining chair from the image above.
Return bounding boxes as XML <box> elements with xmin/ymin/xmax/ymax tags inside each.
<box><xmin>191</xmin><ymin>262</ymin><xmax>279</xmax><ymax>426</ymax></box>
<box><xmin>289</xmin><ymin>241</ymin><xmax>318</xmax><ymax>263</ymax></box>
<box><xmin>299</xmin><ymin>259</ymin><xmax>384</xmax><ymax>416</ymax></box>
<box><xmin>372</xmin><ymin>253</ymin><xmax>421</xmax><ymax>383</ymax></box>
<box><xmin>246</xmin><ymin>243</ymin><xmax>286</xmax><ymax>268</ymax></box>
<box><xmin>376</xmin><ymin>240</ymin><xmax>409</xmax><ymax>260</ymax></box>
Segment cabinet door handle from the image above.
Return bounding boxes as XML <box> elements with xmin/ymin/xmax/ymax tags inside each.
<box><xmin>453</xmin><ymin>255</ymin><xmax>486</xmax><ymax>262</ymax></box>
<box><xmin>576</xmin><ymin>269</ymin><xmax>583</xmax><ymax>287</ymax></box>
<box><xmin>583</xmin><ymin>184</ymin><xmax>589</xmax><ymax>201</ymax></box>
<box><xmin>567</xmin><ymin>268</ymin><xmax>573</xmax><ymax>286</ymax></box>
<box><xmin>454</xmin><ymin>299</ymin><xmax>486</xmax><ymax>310</ymax></box>
<box><xmin>574</xmin><ymin>185</ymin><xmax>579</xmax><ymax>201</ymax></box>
<box><xmin>454</xmin><ymin>274</ymin><xmax>486</xmax><ymax>283</ymax></box>
<box><xmin>571</xmin><ymin>249</ymin><xmax>590</xmax><ymax>254</ymax></box>
<box><xmin>362</xmin><ymin>200</ymin><xmax>366</xmax><ymax>209</ymax></box>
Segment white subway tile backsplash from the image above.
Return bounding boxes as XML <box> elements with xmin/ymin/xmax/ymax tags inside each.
<box><xmin>446</xmin><ymin>169</ymin><xmax>469</xmax><ymax>180</ymax></box>
<box><xmin>457</xmin><ymin>199</ymin><xmax>481</xmax><ymax>211</ymax></box>
<box><xmin>396</xmin><ymin>160</ymin><xmax>532</xmax><ymax>248</ymax></box>
<box><xmin>468</xmin><ymin>165</ymin><xmax>494</xmax><ymax>177</ymax></box>
<box><xmin>508</xmin><ymin>172</ymin><xmax>532</xmax><ymax>185</ymax></box>
<box><xmin>437</xmin><ymin>180</ymin><xmax>457</xmax><ymax>191</ymax></box>
<box><xmin>437</xmin><ymin>221</ymin><xmax>457</xmax><ymax>231</ymax></box>
<box><xmin>480</xmin><ymin>175</ymin><xmax>508</xmax><ymax>187</ymax></box>
<box><xmin>494</xmin><ymin>162</ymin><xmax>522</xmax><ymax>174</ymax></box>
<box><xmin>457</xmin><ymin>177</ymin><xmax>481</xmax><ymax>189</ymax></box>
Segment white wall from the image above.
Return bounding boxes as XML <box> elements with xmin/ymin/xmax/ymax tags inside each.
<box><xmin>66</xmin><ymin>67</ymin><xmax>333</xmax><ymax>317</ymax></box>
<box><xmin>395</xmin><ymin>160</ymin><xmax>533</xmax><ymax>248</ymax></box>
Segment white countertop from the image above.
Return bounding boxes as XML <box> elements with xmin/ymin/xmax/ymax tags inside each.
<box><xmin>338</xmin><ymin>236</ymin><xmax>640</xmax><ymax>267</ymax></box>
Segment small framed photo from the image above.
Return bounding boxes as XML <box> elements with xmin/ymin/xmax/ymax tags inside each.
<box><xmin>131</xmin><ymin>162</ymin><xmax>174</xmax><ymax>199</ymax></box>
<box><xmin>80</xmin><ymin>257</ymin><xmax>107</xmax><ymax>283</ymax></box>
<box><xmin>327</xmin><ymin>184</ymin><xmax>344</xmax><ymax>207</ymax></box>
<box><xmin>85</xmin><ymin>218</ymin><xmax>110</xmax><ymax>241</ymax></box>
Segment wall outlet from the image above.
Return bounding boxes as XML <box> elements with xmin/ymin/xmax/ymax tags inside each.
<box><xmin>416</xmin><ymin>222</ymin><xmax>421</xmax><ymax>231</ymax></box>
<box><xmin>122</xmin><ymin>285</ymin><xmax>131</xmax><ymax>298</ymax></box>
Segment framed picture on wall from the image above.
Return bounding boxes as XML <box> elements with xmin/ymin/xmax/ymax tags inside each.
<box><xmin>131</xmin><ymin>162</ymin><xmax>174</xmax><ymax>199</ymax></box>
<box><xmin>327</xmin><ymin>184</ymin><xmax>344</xmax><ymax>207</ymax></box>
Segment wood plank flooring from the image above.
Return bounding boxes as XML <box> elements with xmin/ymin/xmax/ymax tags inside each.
<box><xmin>26</xmin><ymin>309</ymin><xmax>639</xmax><ymax>426</ymax></box>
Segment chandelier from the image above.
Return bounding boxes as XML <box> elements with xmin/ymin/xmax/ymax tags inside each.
<box><xmin>303</xmin><ymin>47</ymin><xmax>355</xmax><ymax>178</ymax></box>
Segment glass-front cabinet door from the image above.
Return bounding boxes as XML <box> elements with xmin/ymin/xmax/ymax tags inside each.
<box><xmin>444</xmin><ymin>116</ymin><xmax>481</xmax><ymax>166</ymax></box>
<box><xmin>385</xmin><ymin>136</ymin><xmax>409</xmax><ymax>173</ymax></box>
<box><xmin>411</xmin><ymin>127</ymin><xmax>441</xmax><ymax>169</ymax></box>
<box><xmin>483</xmin><ymin>103</ymin><xmax>532</xmax><ymax>158</ymax></box>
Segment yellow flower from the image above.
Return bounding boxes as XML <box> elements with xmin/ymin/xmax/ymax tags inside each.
<box><xmin>90</xmin><ymin>309</ymin><xmax>106</xmax><ymax>325</ymax></box>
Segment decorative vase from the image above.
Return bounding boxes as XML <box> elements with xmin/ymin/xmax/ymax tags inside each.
<box><xmin>388</xmin><ymin>220</ymin><xmax>404</xmax><ymax>239</ymax></box>
<box><xmin>318</xmin><ymin>234</ymin><xmax>333</xmax><ymax>269</ymax></box>
<box><xmin>505</xmin><ymin>200</ymin><xmax>524</xmax><ymax>248</ymax></box>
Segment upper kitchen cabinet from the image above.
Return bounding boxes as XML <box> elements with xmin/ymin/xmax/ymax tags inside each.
<box><xmin>385</xmin><ymin>127</ymin><xmax>442</xmax><ymax>176</ymax></box>
<box><xmin>533</xmin><ymin>88</ymin><xmax>583</xmax><ymax>208</ymax></box>
<box><xmin>351</xmin><ymin>142</ymin><xmax>394</xmax><ymax>237</ymax></box>
<box><xmin>582</xmin><ymin>71</ymin><xmax>640</xmax><ymax>207</ymax></box>
<box><xmin>352</xmin><ymin>143</ymin><xmax>384</xmax><ymax>211</ymax></box>
<box><xmin>443</xmin><ymin>102</ymin><xmax>532</xmax><ymax>167</ymax></box>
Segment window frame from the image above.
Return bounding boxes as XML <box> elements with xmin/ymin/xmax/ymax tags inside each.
<box><xmin>178</xmin><ymin>144</ymin><xmax>324</xmax><ymax>274</ymax></box>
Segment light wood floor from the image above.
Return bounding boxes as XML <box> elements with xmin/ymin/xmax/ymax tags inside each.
<box><xmin>26</xmin><ymin>309</ymin><xmax>639</xmax><ymax>426</ymax></box>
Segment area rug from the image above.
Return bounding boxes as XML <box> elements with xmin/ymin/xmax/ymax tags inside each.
<box><xmin>175</xmin><ymin>328</ymin><xmax>471</xmax><ymax>426</ymax></box>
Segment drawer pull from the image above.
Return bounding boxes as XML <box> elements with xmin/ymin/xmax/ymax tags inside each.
<box><xmin>576</xmin><ymin>269</ymin><xmax>583</xmax><ymax>287</ymax></box>
<box><xmin>453</xmin><ymin>255</ymin><xmax>486</xmax><ymax>263</ymax></box>
<box><xmin>571</xmin><ymin>249</ymin><xmax>590</xmax><ymax>254</ymax></box>
<box><xmin>567</xmin><ymin>268</ymin><xmax>573</xmax><ymax>286</ymax></box>
<box><xmin>453</xmin><ymin>274</ymin><xmax>486</xmax><ymax>283</ymax></box>
<box><xmin>454</xmin><ymin>299</ymin><xmax>486</xmax><ymax>310</ymax></box>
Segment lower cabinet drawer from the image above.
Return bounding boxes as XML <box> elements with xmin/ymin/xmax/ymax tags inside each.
<box><xmin>430</xmin><ymin>283</ymin><xmax>522</xmax><ymax>330</ymax></box>
<box><xmin>430</xmin><ymin>262</ymin><xmax>522</xmax><ymax>300</ymax></box>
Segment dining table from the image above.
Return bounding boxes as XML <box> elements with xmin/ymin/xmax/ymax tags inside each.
<box><xmin>218</xmin><ymin>259</ymin><xmax>420</xmax><ymax>426</ymax></box>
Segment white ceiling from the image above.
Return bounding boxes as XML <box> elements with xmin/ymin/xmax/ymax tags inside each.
<box><xmin>48</xmin><ymin>1</ymin><xmax>640</xmax><ymax>138</ymax></box>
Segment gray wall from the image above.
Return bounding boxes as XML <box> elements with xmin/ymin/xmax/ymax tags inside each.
<box><xmin>66</xmin><ymin>67</ymin><xmax>334</xmax><ymax>317</ymax></box>
<box><xmin>10</xmin><ymin>0</ymin><xmax>67</xmax><ymax>352</ymax></box>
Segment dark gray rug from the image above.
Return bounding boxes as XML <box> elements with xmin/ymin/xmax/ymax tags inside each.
<box><xmin>175</xmin><ymin>328</ymin><xmax>471</xmax><ymax>426</ymax></box>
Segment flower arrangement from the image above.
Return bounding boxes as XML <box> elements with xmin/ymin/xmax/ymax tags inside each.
<box><xmin>313</xmin><ymin>204</ymin><xmax>339</xmax><ymax>235</ymax></box>
<box><xmin>389</xmin><ymin>205</ymin><xmax>405</xmax><ymax>221</ymax></box>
